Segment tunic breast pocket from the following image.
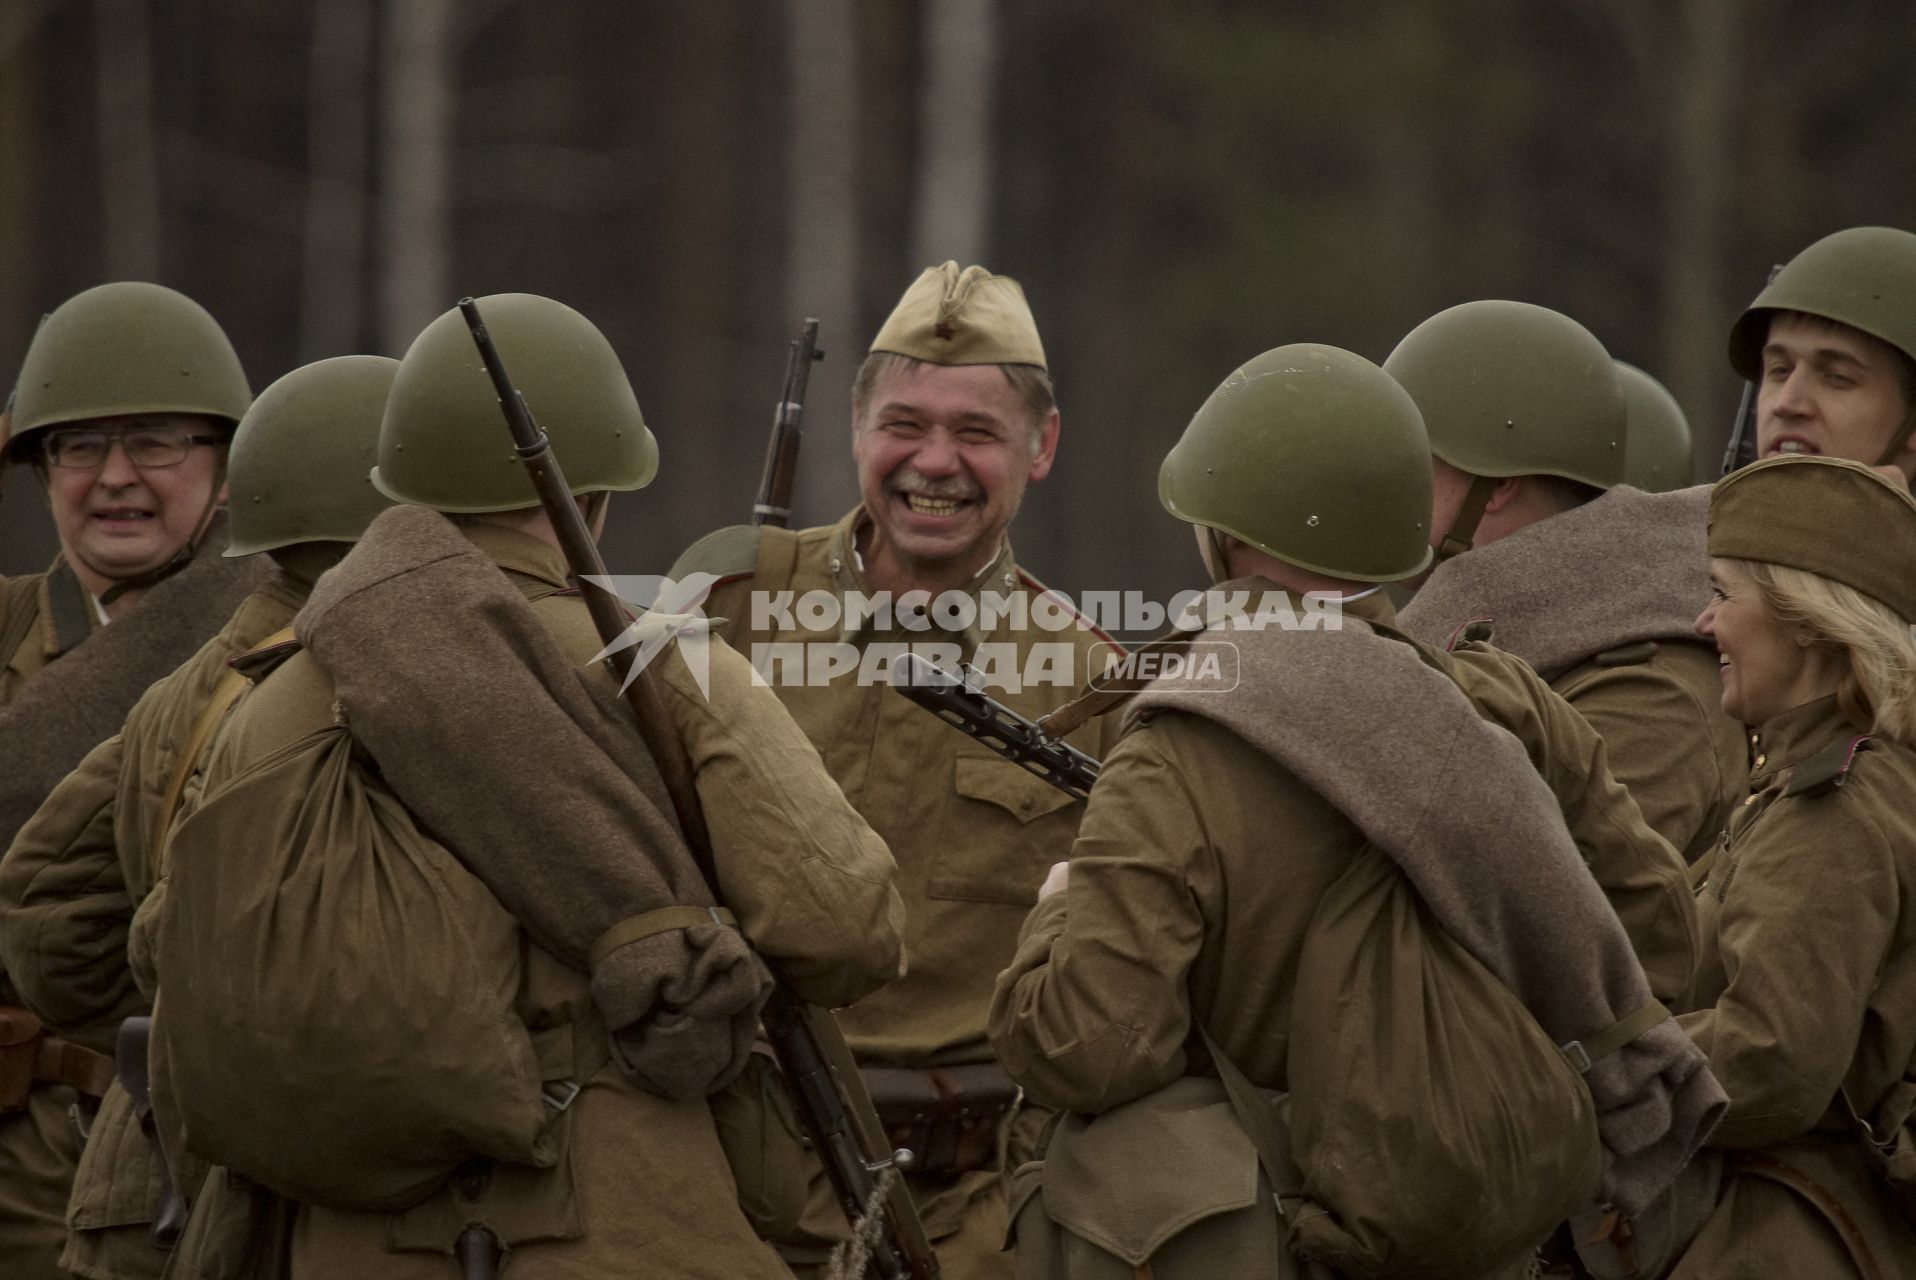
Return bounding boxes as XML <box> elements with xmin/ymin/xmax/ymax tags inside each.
<box><xmin>928</xmin><ymin>755</ymin><xmax>1082</xmax><ymax>905</ymax></box>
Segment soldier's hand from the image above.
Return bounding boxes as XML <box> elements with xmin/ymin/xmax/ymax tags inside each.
<box><xmin>1038</xmin><ymin>860</ymin><xmax>1070</xmax><ymax>901</ymax></box>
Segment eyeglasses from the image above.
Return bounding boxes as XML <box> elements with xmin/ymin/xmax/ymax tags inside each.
<box><xmin>43</xmin><ymin>425</ymin><xmax>225</xmax><ymax>470</ymax></box>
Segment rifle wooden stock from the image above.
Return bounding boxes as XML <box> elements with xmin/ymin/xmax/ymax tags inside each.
<box><xmin>458</xmin><ymin>299</ymin><xmax>938</xmax><ymax>1280</ymax></box>
<box><xmin>1720</xmin><ymin>263</ymin><xmax>1785</xmax><ymax>477</ymax></box>
<box><xmin>752</xmin><ymin>319</ymin><xmax>822</xmax><ymax>528</ymax></box>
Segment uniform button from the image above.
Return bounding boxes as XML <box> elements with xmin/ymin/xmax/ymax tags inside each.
<box><xmin>1755</xmin><ymin>754</ymin><xmax>1767</xmax><ymax>768</ymax></box>
<box><xmin>1743</xmin><ymin>795</ymin><xmax>1758</xmax><ymax>806</ymax></box>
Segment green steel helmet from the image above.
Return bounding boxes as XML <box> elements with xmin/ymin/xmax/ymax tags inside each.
<box><xmin>1616</xmin><ymin>361</ymin><xmax>1693</xmax><ymax>493</ymax></box>
<box><xmin>1159</xmin><ymin>344</ymin><xmax>1434</xmax><ymax>582</ymax></box>
<box><xmin>374</xmin><ymin>293</ymin><xmax>657</xmax><ymax>512</ymax></box>
<box><xmin>1383</xmin><ymin>299</ymin><xmax>1627</xmax><ymax>490</ymax></box>
<box><xmin>6</xmin><ymin>281</ymin><xmax>250</xmax><ymax>463</ymax></box>
<box><xmin>225</xmin><ymin>356</ymin><xmax>402</xmax><ymax>557</ymax></box>
<box><xmin>1728</xmin><ymin>227</ymin><xmax>1916</xmax><ymax>380</ymax></box>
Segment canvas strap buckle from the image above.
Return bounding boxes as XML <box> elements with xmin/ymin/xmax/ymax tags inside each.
<box><xmin>1561</xmin><ymin>1000</ymin><xmax>1668</xmax><ymax>1074</ymax></box>
<box><xmin>541</xmin><ymin>1079</ymin><xmax>581</xmax><ymax>1115</ymax></box>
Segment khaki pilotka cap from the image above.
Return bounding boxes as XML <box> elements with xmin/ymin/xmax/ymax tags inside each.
<box><xmin>1708</xmin><ymin>455</ymin><xmax>1916</xmax><ymax>622</ymax></box>
<box><xmin>869</xmin><ymin>261</ymin><xmax>1048</xmax><ymax>369</ymax></box>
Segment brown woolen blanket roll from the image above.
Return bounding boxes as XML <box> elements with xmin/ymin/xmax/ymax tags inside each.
<box><xmin>296</xmin><ymin>506</ymin><xmax>769</xmax><ymax>1099</ymax></box>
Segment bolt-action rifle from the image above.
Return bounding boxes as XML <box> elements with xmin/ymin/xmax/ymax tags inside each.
<box><xmin>753</xmin><ymin>319</ymin><xmax>824</xmax><ymax>528</ymax></box>
<box><xmin>1720</xmin><ymin>264</ymin><xmax>1786</xmax><ymax>476</ymax></box>
<box><xmin>458</xmin><ymin>299</ymin><xmax>938</xmax><ymax>1280</ymax></box>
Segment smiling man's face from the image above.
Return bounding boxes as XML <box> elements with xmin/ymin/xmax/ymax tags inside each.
<box><xmin>40</xmin><ymin>413</ymin><xmax>226</xmax><ymax>597</ymax></box>
<box><xmin>1756</xmin><ymin>312</ymin><xmax>1913</xmax><ymax>471</ymax></box>
<box><xmin>851</xmin><ymin>360</ymin><xmax>1058</xmax><ymax>593</ymax></box>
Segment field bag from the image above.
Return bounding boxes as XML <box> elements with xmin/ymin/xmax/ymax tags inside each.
<box><xmin>1285</xmin><ymin>845</ymin><xmax>1604</xmax><ymax>1278</ymax></box>
<box><xmin>1006</xmin><ymin>1028</ymin><xmax>1335</xmax><ymax>1280</ymax></box>
<box><xmin>155</xmin><ymin>723</ymin><xmax>573</xmax><ymax>1211</ymax></box>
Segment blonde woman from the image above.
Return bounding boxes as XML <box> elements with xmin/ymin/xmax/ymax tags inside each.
<box><xmin>1674</xmin><ymin>455</ymin><xmax>1916</xmax><ymax>1278</ymax></box>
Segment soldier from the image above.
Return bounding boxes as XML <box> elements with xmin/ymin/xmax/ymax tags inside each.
<box><xmin>670</xmin><ymin>262</ymin><xmax>1121</xmax><ymax>1277</ymax></box>
<box><xmin>1674</xmin><ymin>456</ymin><xmax>1916</xmax><ymax>1276</ymax></box>
<box><xmin>1392</xmin><ymin>301</ymin><xmax>1746</xmax><ymax>884</ymax></box>
<box><xmin>1617</xmin><ymin>361</ymin><xmax>1694</xmax><ymax>494</ymax></box>
<box><xmin>1727</xmin><ymin>225</ymin><xmax>1916</xmax><ymax>478</ymax></box>
<box><xmin>152</xmin><ymin>293</ymin><xmax>904</xmax><ymax>1278</ymax></box>
<box><xmin>0</xmin><ymin>354</ymin><xmax>401</xmax><ymax>1280</ymax></box>
<box><xmin>0</xmin><ymin>282</ymin><xmax>253</xmax><ymax>697</ymax></box>
<box><xmin>0</xmin><ymin>281</ymin><xmax>260</xmax><ymax>1280</ymax></box>
<box><xmin>987</xmin><ymin>345</ymin><xmax>1720</xmax><ymax>1277</ymax></box>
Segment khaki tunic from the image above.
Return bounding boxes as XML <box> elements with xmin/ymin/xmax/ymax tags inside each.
<box><xmin>0</xmin><ymin>557</ymin><xmax>100</xmax><ymax>705</ymax></box>
<box><xmin>0</xmin><ymin>557</ymin><xmax>102</xmax><ymax>1280</ymax></box>
<box><xmin>0</xmin><ymin>574</ymin><xmax>306</xmax><ymax>1280</ymax></box>
<box><xmin>992</xmin><ymin>589</ymin><xmax>1694</xmax><ymax>1115</ymax></box>
<box><xmin>1674</xmin><ymin>696</ymin><xmax>1916</xmax><ymax>1279</ymax></box>
<box><xmin>164</xmin><ymin>523</ymin><xmax>903</xmax><ymax>1279</ymax></box>
<box><xmin>679</xmin><ymin>509</ymin><xmax>1123</xmax><ymax>1276</ymax></box>
<box><xmin>1551</xmin><ymin>640</ymin><xmax>1746</xmax><ymax>866</ymax></box>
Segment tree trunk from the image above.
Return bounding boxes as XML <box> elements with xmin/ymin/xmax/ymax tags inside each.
<box><xmin>92</xmin><ymin>0</ymin><xmax>159</xmax><ymax>280</ymax></box>
<box><xmin>910</xmin><ymin>0</ymin><xmax>997</xmax><ymax>268</ymax></box>
<box><xmin>1660</xmin><ymin>0</ymin><xmax>1741</xmax><ymax>480</ymax></box>
<box><xmin>785</xmin><ymin>0</ymin><xmax>861</xmax><ymax>524</ymax></box>
<box><xmin>377</xmin><ymin>0</ymin><xmax>456</xmax><ymax>355</ymax></box>
<box><xmin>300</xmin><ymin>0</ymin><xmax>374</xmax><ymax>360</ymax></box>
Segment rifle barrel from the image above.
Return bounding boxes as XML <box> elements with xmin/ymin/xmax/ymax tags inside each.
<box><xmin>753</xmin><ymin>319</ymin><xmax>823</xmax><ymax>528</ymax></box>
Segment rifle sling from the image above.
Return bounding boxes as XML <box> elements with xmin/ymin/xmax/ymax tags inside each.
<box><xmin>152</xmin><ymin>626</ymin><xmax>297</xmax><ymax>874</ymax></box>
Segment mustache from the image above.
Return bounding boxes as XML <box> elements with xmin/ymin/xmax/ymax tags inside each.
<box><xmin>889</xmin><ymin>470</ymin><xmax>979</xmax><ymax>501</ymax></box>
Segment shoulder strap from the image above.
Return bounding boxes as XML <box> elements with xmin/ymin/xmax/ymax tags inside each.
<box><xmin>1197</xmin><ymin>1026</ymin><xmax>1304</xmax><ymax>1218</ymax></box>
<box><xmin>745</xmin><ymin>525</ymin><xmax>802</xmax><ymax>653</ymax></box>
<box><xmin>1783</xmin><ymin>734</ymin><xmax>1872</xmax><ymax>798</ymax></box>
<box><xmin>1042</xmin><ymin>627</ymin><xmax>1195</xmax><ymax>739</ymax></box>
<box><xmin>151</xmin><ymin>625</ymin><xmax>296</xmax><ymax>871</ymax></box>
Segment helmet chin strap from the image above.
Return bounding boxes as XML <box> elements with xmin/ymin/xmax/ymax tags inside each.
<box><xmin>584</xmin><ymin>490</ymin><xmax>610</xmax><ymax>534</ymax></box>
<box><xmin>1874</xmin><ymin>405</ymin><xmax>1916</xmax><ymax>473</ymax></box>
<box><xmin>1200</xmin><ymin>526</ymin><xmax>1231</xmax><ymax>585</ymax></box>
<box><xmin>1434</xmin><ymin>474</ymin><xmax>1498</xmax><ymax>563</ymax></box>
<box><xmin>92</xmin><ymin>456</ymin><xmax>228</xmax><ymax>608</ymax></box>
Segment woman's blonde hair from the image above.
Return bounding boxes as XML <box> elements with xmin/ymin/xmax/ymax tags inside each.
<box><xmin>1738</xmin><ymin>559</ymin><xmax>1916</xmax><ymax>744</ymax></box>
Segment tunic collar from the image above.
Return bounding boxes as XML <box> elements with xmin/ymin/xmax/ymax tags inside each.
<box><xmin>824</xmin><ymin>505</ymin><xmax>1019</xmax><ymax>649</ymax></box>
<box><xmin>457</xmin><ymin>521</ymin><xmax>573</xmax><ymax>592</ymax></box>
<box><xmin>1746</xmin><ymin>693</ymin><xmax>1864</xmax><ymax>788</ymax></box>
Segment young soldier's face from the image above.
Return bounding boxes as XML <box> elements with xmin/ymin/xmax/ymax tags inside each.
<box><xmin>39</xmin><ymin>414</ymin><xmax>225</xmax><ymax>593</ymax></box>
<box><xmin>852</xmin><ymin>362</ymin><xmax>1059</xmax><ymax>580</ymax></box>
<box><xmin>1757</xmin><ymin>313</ymin><xmax>1912</xmax><ymax>468</ymax></box>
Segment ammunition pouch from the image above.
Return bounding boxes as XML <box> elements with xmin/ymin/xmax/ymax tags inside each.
<box><xmin>860</xmin><ymin>1063</ymin><xmax>1020</xmax><ymax>1180</ymax></box>
<box><xmin>0</xmin><ymin>1004</ymin><xmax>116</xmax><ymax>1112</ymax></box>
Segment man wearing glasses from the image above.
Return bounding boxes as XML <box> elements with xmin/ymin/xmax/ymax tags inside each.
<box><xmin>0</xmin><ymin>283</ymin><xmax>250</xmax><ymax>701</ymax></box>
<box><xmin>0</xmin><ymin>280</ymin><xmax>252</xmax><ymax>1280</ymax></box>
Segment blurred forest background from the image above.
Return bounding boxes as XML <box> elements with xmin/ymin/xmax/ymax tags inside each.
<box><xmin>2</xmin><ymin>0</ymin><xmax>1913</xmax><ymax>611</ymax></box>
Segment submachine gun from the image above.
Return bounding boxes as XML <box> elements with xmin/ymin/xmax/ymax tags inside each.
<box><xmin>458</xmin><ymin>301</ymin><xmax>938</xmax><ymax>1280</ymax></box>
<box><xmin>890</xmin><ymin>655</ymin><xmax>1099</xmax><ymax>802</ymax></box>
